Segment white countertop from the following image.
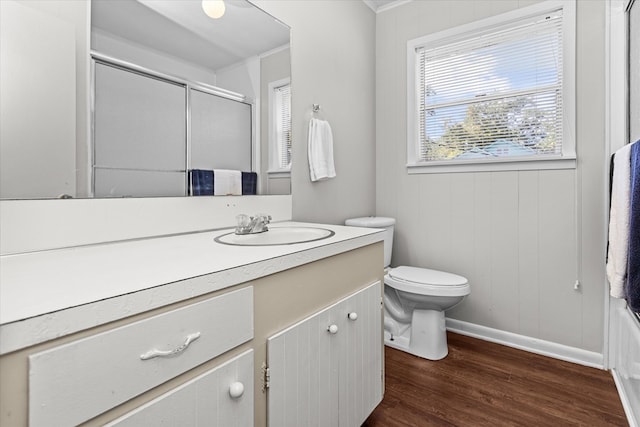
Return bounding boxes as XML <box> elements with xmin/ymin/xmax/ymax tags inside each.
<box><xmin>0</xmin><ymin>222</ymin><xmax>383</xmax><ymax>354</ymax></box>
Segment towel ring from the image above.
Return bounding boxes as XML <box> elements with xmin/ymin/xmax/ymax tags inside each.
<box><xmin>312</xmin><ymin>104</ymin><xmax>321</xmax><ymax>113</ymax></box>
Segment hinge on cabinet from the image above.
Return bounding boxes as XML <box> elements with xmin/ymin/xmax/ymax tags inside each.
<box><xmin>261</xmin><ymin>362</ymin><xmax>270</xmax><ymax>392</ymax></box>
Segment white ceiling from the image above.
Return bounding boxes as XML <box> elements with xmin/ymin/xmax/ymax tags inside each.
<box><xmin>91</xmin><ymin>0</ymin><xmax>290</xmax><ymax>71</ymax></box>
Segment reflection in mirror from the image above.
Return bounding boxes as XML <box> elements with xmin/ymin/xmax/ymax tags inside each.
<box><xmin>0</xmin><ymin>0</ymin><xmax>290</xmax><ymax>199</ymax></box>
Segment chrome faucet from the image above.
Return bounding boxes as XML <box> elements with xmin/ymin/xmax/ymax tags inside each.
<box><xmin>235</xmin><ymin>213</ymin><xmax>272</xmax><ymax>235</ymax></box>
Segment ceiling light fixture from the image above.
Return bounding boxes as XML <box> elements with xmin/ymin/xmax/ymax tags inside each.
<box><xmin>202</xmin><ymin>0</ymin><xmax>226</xmax><ymax>19</ymax></box>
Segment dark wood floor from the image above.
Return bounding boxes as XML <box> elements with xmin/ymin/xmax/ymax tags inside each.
<box><xmin>364</xmin><ymin>332</ymin><xmax>628</xmax><ymax>426</ymax></box>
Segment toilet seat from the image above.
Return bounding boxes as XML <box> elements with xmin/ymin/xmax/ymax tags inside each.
<box><xmin>385</xmin><ymin>266</ymin><xmax>470</xmax><ymax>297</ymax></box>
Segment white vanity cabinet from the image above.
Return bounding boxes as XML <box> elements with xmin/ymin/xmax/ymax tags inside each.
<box><xmin>267</xmin><ymin>281</ymin><xmax>383</xmax><ymax>427</ymax></box>
<box><xmin>0</xmin><ymin>228</ymin><xmax>385</xmax><ymax>427</ymax></box>
<box><xmin>28</xmin><ymin>287</ymin><xmax>253</xmax><ymax>426</ymax></box>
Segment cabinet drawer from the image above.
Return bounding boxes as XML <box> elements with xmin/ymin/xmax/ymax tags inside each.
<box><xmin>107</xmin><ymin>349</ymin><xmax>254</xmax><ymax>427</ymax></box>
<box><xmin>29</xmin><ymin>287</ymin><xmax>253</xmax><ymax>427</ymax></box>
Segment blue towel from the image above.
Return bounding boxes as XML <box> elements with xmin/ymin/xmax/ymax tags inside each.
<box><xmin>189</xmin><ymin>169</ymin><xmax>213</xmax><ymax>196</ymax></box>
<box><xmin>242</xmin><ymin>172</ymin><xmax>257</xmax><ymax>195</ymax></box>
<box><xmin>190</xmin><ymin>170</ymin><xmax>256</xmax><ymax>196</ymax></box>
<box><xmin>626</xmin><ymin>141</ymin><xmax>640</xmax><ymax>312</ymax></box>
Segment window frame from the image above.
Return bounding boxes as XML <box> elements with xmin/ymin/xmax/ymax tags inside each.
<box><xmin>268</xmin><ymin>77</ymin><xmax>292</xmax><ymax>176</ymax></box>
<box><xmin>406</xmin><ymin>0</ymin><xmax>576</xmax><ymax>174</ymax></box>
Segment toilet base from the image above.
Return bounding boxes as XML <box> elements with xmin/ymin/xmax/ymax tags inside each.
<box><xmin>384</xmin><ymin>309</ymin><xmax>448</xmax><ymax>360</ymax></box>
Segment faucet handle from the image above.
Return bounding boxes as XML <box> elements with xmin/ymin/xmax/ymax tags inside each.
<box><xmin>236</xmin><ymin>214</ymin><xmax>251</xmax><ymax>228</ymax></box>
<box><xmin>256</xmin><ymin>213</ymin><xmax>271</xmax><ymax>224</ymax></box>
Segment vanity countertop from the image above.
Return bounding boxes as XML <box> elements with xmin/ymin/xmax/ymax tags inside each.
<box><xmin>0</xmin><ymin>221</ymin><xmax>383</xmax><ymax>354</ymax></box>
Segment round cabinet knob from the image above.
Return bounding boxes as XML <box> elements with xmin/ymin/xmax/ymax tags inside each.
<box><xmin>229</xmin><ymin>381</ymin><xmax>245</xmax><ymax>399</ymax></box>
<box><xmin>327</xmin><ymin>324</ymin><xmax>339</xmax><ymax>334</ymax></box>
<box><xmin>348</xmin><ymin>312</ymin><xmax>358</xmax><ymax>321</ymax></box>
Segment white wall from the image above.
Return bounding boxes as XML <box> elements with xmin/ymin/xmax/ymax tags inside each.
<box><xmin>376</xmin><ymin>0</ymin><xmax>607</xmax><ymax>354</ymax></box>
<box><xmin>253</xmin><ymin>1</ymin><xmax>377</xmax><ymax>224</ymax></box>
<box><xmin>0</xmin><ymin>0</ymin><xmax>76</xmax><ymax>199</ymax></box>
<box><xmin>92</xmin><ymin>30</ymin><xmax>218</xmax><ymax>86</ymax></box>
<box><xmin>1</xmin><ymin>0</ymin><xmax>91</xmax><ymax>197</ymax></box>
<box><xmin>216</xmin><ymin>57</ymin><xmax>259</xmax><ymax>99</ymax></box>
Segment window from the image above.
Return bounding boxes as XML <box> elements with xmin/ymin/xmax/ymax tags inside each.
<box><xmin>407</xmin><ymin>1</ymin><xmax>575</xmax><ymax>172</ymax></box>
<box><xmin>269</xmin><ymin>79</ymin><xmax>291</xmax><ymax>173</ymax></box>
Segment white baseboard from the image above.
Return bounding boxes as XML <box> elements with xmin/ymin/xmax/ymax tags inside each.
<box><xmin>446</xmin><ymin>318</ymin><xmax>604</xmax><ymax>369</ymax></box>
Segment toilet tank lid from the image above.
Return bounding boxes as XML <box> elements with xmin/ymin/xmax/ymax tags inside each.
<box><xmin>345</xmin><ymin>217</ymin><xmax>396</xmax><ymax>227</ymax></box>
<box><xmin>389</xmin><ymin>266</ymin><xmax>468</xmax><ymax>286</ymax></box>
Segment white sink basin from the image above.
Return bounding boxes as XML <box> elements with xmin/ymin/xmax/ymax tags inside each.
<box><xmin>214</xmin><ymin>226</ymin><xmax>335</xmax><ymax>246</ymax></box>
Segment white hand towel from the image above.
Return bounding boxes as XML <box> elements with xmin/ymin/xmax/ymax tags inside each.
<box><xmin>308</xmin><ymin>118</ymin><xmax>336</xmax><ymax>182</ymax></box>
<box><xmin>607</xmin><ymin>143</ymin><xmax>632</xmax><ymax>298</ymax></box>
<box><xmin>213</xmin><ymin>169</ymin><xmax>242</xmax><ymax>196</ymax></box>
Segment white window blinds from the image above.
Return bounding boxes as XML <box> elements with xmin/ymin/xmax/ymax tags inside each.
<box><xmin>274</xmin><ymin>83</ymin><xmax>292</xmax><ymax>169</ymax></box>
<box><xmin>415</xmin><ymin>8</ymin><xmax>564</xmax><ymax>162</ymax></box>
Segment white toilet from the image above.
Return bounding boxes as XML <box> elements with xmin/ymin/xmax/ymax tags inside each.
<box><xmin>345</xmin><ymin>217</ymin><xmax>470</xmax><ymax>360</ymax></box>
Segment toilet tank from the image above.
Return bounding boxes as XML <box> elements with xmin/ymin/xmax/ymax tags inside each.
<box><xmin>345</xmin><ymin>217</ymin><xmax>395</xmax><ymax>268</ymax></box>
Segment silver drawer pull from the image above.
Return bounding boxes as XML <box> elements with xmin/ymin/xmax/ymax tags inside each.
<box><xmin>140</xmin><ymin>332</ymin><xmax>201</xmax><ymax>360</ymax></box>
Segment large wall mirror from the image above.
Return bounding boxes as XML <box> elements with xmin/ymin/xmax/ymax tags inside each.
<box><xmin>0</xmin><ymin>0</ymin><xmax>291</xmax><ymax>200</ymax></box>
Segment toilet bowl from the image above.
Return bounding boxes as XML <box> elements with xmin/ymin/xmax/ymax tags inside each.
<box><xmin>345</xmin><ymin>217</ymin><xmax>470</xmax><ymax>360</ymax></box>
<box><xmin>384</xmin><ymin>266</ymin><xmax>469</xmax><ymax>360</ymax></box>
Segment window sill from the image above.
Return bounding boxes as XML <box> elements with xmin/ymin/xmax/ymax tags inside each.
<box><xmin>407</xmin><ymin>156</ymin><xmax>577</xmax><ymax>174</ymax></box>
<box><xmin>267</xmin><ymin>169</ymin><xmax>291</xmax><ymax>178</ymax></box>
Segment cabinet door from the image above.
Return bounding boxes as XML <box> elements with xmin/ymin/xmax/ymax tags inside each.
<box><xmin>339</xmin><ymin>281</ymin><xmax>384</xmax><ymax>426</ymax></box>
<box><xmin>107</xmin><ymin>349</ymin><xmax>253</xmax><ymax>427</ymax></box>
<box><xmin>267</xmin><ymin>281</ymin><xmax>382</xmax><ymax>427</ymax></box>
